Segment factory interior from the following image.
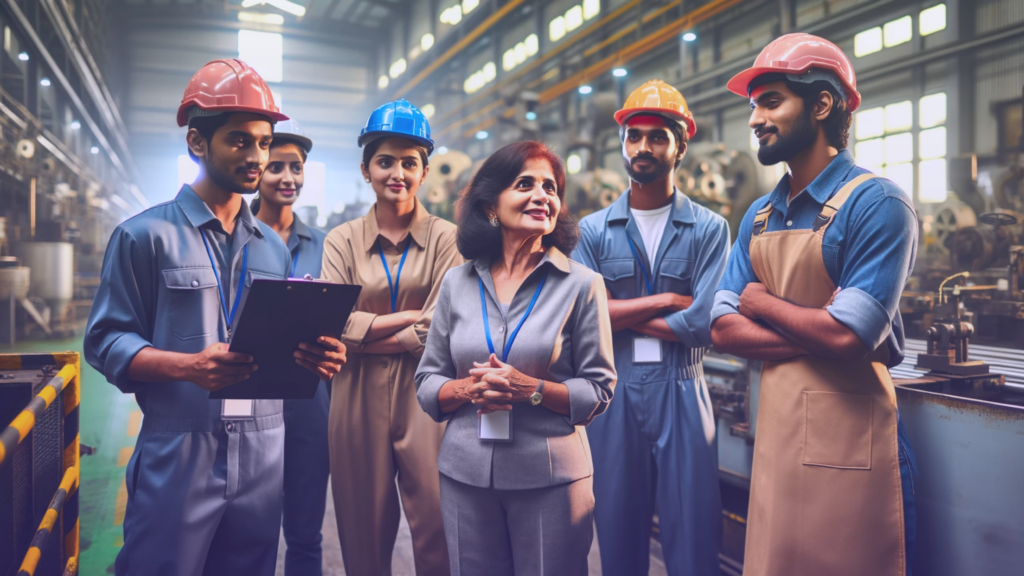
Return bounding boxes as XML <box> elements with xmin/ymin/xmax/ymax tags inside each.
<box><xmin>1</xmin><ymin>0</ymin><xmax>1022</xmax><ymax>575</ymax></box>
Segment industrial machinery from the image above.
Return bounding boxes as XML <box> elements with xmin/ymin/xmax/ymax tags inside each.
<box><xmin>675</xmin><ymin>143</ymin><xmax>776</xmax><ymax>238</ymax></box>
<box><xmin>419</xmin><ymin>149</ymin><xmax>474</xmax><ymax>221</ymax></box>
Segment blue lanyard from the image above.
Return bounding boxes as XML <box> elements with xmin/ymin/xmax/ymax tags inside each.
<box><xmin>478</xmin><ymin>270</ymin><xmax>549</xmax><ymax>363</ymax></box>
<box><xmin>625</xmin><ymin>236</ymin><xmax>655</xmax><ymax>295</ymax></box>
<box><xmin>200</xmin><ymin>230</ymin><xmax>248</xmax><ymax>340</ymax></box>
<box><xmin>378</xmin><ymin>240</ymin><xmax>412</xmax><ymax>313</ymax></box>
<box><xmin>290</xmin><ymin>249</ymin><xmax>300</xmax><ymax>278</ymax></box>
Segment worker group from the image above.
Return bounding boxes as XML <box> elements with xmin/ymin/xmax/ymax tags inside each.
<box><xmin>84</xmin><ymin>32</ymin><xmax>919</xmax><ymax>576</ymax></box>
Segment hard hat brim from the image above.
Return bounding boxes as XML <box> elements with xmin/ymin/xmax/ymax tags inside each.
<box><xmin>273</xmin><ymin>132</ymin><xmax>313</xmax><ymax>154</ymax></box>
<box><xmin>727</xmin><ymin>66</ymin><xmax>862</xmax><ymax>111</ymax></box>
<box><xmin>177</xmin><ymin>104</ymin><xmax>289</xmax><ymax>128</ymax></box>
<box><xmin>614</xmin><ymin>108</ymin><xmax>697</xmax><ymax>139</ymax></box>
<box><xmin>357</xmin><ymin>131</ymin><xmax>435</xmax><ymax>155</ymax></box>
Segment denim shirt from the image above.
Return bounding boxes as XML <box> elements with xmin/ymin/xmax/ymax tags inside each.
<box><xmin>574</xmin><ymin>189</ymin><xmax>731</xmax><ymax>383</ymax></box>
<box><xmin>85</xmin><ymin>185</ymin><xmax>291</xmax><ymax>429</ymax></box>
<box><xmin>711</xmin><ymin>149</ymin><xmax>918</xmax><ymax>366</ymax></box>
<box><xmin>286</xmin><ymin>215</ymin><xmax>326</xmax><ymax>279</ymax></box>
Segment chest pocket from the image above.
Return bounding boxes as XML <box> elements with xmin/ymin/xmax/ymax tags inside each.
<box><xmin>597</xmin><ymin>258</ymin><xmax>635</xmax><ymax>298</ymax></box>
<box><xmin>659</xmin><ymin>258</ymin><xmax>693</xmax><ymax>295</ymax></box>
<box><xmin>245</xmin><ymin>269</ymin><xmax>284</xmax><ymax>287</ymax></box>
<box><xmin>163</xmin><ymin>267</ymin><xmax>220</xmax><ymax>341</ymax></box>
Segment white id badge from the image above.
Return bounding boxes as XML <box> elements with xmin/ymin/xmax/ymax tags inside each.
<box><xmin>633</xmin><ymin>337</ymin><xmax>663</xmax><ymax>363</ymax></box>
<box><xmin>478</xmin><ymin>410</ymin><xmax>512</xmax><ymax>442</ymax></box>
<box><xmin>221</xmin><ymin>399</ymin><xmax>255</xmax><ymax>420</ymax></box>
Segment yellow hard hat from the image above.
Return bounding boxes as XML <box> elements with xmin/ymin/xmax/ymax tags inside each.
<box><xmin>614</xmin><ymin>79</ymin><xmax>696</xmax><ymax>139</ymax></box>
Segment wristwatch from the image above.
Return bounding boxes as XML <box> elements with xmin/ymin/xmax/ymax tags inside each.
<box><xmin>530</xmin><ymin>379</ymin><xmax>545</xmax><ymax>406</ymax></box>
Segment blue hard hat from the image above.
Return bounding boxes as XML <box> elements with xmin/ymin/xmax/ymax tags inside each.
<box><xmin>358</xmin><ymin>99</ymin><xmax>434</xmax><ymax>155</ymax></box>
<box><xmin>274</xmin><ymin>118</ymin><xmax>313</xmax><ymax>154</ymax></box>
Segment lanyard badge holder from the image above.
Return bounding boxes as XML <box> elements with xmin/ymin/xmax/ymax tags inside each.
<box><xmin>626</xmin><ymin>236</ymin><xmax>663</xmax><ymax>364</ymax></box>
<box><xmin>201</xmin><ymin>230</ymin><xmax>256</xmax><ymax>420</ymax></box>
<box><xmin>477</xmin><ymin>271</ymin><xmax>549</xmax><ymax>442</ymax></box>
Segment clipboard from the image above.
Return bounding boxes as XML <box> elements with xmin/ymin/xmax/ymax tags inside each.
<box><xmin>210</xmin><ymin>278</ymin><xmax>361</xmax><ymax>400</ymax></box>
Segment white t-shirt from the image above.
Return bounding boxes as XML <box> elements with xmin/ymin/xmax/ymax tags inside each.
<box><xmin>630</xmin><ymin>203</ymin><xmax>672</xmax><ymax>266</ymax></box>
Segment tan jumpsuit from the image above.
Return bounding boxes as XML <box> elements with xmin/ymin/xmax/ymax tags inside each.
<box><xmin>743</xmin><ymin>174</ymin><xmax>905</xmax><ymax>576</ymax></box>
<box><xmin>322</xmin><ymin>201</ymin><xmax>462</xmax><ymax>576</ymax></box>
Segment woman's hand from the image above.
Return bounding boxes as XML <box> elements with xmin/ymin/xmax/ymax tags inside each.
<box><xmin>468</xmin><ymin>354</ymin><xmax>537</xmax><ymax>413</ymax></box>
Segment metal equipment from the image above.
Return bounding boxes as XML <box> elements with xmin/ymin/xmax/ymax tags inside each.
<box><xmin>676</xmin><ymin>143</ymin><xmax>775</xmax><ymax>238</ymax></box>
<box><xmin>12</xmin><ymin>243</ymin><xmax>75</xmax><ymax>339</ymax></box>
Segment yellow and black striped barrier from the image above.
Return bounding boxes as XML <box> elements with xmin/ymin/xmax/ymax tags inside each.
<box><xmin>1</xmin><ymin>352</ymin><xmax>80</xmax><ymax>576</ymax></box>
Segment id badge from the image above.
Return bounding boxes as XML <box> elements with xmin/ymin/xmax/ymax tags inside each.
<box><xmin>221</xmin><ymin>399</ymin><xmax>255</xmax><ymax>420</ymax></box>
<box><xmin>478</xmin><ymin>410</ymin><xmax>513</xmax><ymax>442</ymax></box>
<box><xmin>633</xmin><ymin>337</ymin><xmax>663</xmax><ymax>363</ymax></box>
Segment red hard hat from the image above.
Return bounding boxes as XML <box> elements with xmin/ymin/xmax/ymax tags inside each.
<box><xmin>176</xmin><ymin>59</ymin><xmax>288</xmax><ymax>127</ymax></box>
<box><xmin>727</xmin><ymin>33</ymin><xmax>861</xmax><ymax>112</ymax></box>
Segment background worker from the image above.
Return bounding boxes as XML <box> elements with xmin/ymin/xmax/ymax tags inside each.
<box><xmin>573</xmin><ymin>79</ymin><xmax>729</xmax><ymax>576</ymax></box>
<box><xmin>84</xmin><ymin>60</ymin><xmax>346</xmax><ymax>576</ymax></box>
<box><xmin>251</xmin><ymin>118</ymin><xmax>331</xmax><ymax>576</ymax></box>
<box><xmin>711</xmin><ymin>33</ymin><xmax>918</xmax><ymax>576</ymax></box>
<box><xmin>322</xmin><ymin>99</ymin><xmax>460</xmax><ymax>576</ymax></box>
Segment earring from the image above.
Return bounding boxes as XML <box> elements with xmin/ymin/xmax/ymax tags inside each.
<box><xmin>365</xmin><ymin>178</ymin><xmax>371</xmax><ymax>183</ymax></box>
<box><xmin>488</xmin><ymin>213</ymin><xmax>499</xmax><ymax>227</ymax></box>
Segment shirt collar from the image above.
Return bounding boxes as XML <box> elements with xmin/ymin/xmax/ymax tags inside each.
<box><xmin>291</xmin><ymin>215</ymin><xmax>313</xmax><ymax>240</ymax></box>
<box><xmin>361</xmin><ymin>198</ymin><xmax>431</xmax><ymax>252</ymax></box>
<box><xmin>608</xmin><ymin>188</ymin><xmax>696</xmax><ymax>224</ymax></box>
<box><xmin>768</xmin><ymin>148</ymin><xmax>858</xmax><ymax>210</ymax></box>
<box><xmin>175</xmin><ymin>185</ymin><xmax>262</xmax><ymax>238</ymax></box>
<box><xmin>472</xmin><ymin>246</ymin><xmax>572</xmax><ymax>277</ymax></box>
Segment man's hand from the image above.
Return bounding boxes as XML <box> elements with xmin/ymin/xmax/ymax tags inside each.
<box><xmin>660</xmin><ymin>293</ymin><xmax>694</xmax><ymax>312</ymax></box>
<box><xmin>739</xmin><ymin>283</ymin><xmax>772</xmax><ymax>320</ymax></box>
<box><xmin>294</xmin><ymin>336</ymin><xmax>347</xmax><ymax>380</ymax></box>
<box><xmin>186</xmin><ymin>343</ymin><xmax>258</xmax><ymax>391</ymax></box>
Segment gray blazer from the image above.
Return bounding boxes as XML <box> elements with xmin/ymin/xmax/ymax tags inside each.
<box><xmin>415</xmin><ymin>247</ymin><xmax>616</xmax><ymax>490</ymax></box>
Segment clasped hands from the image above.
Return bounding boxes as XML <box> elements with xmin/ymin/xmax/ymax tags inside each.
<box><xmin>463</xmin><ymin>354</ymin><xmax>537</xmax><ymax>414</ymax></box>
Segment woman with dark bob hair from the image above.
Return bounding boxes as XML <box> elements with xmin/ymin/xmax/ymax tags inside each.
<box><xmin>415</xmin><ymin>140</ymin><xmax>617</xmax><ymax>575</ymax></box>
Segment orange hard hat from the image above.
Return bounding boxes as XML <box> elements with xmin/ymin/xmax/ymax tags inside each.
<box><xmin>727</xmin><ymin>33</ymin><xmax>861</xmax><ymax>111</ymax></box>
<box><xmin>176</xmin><ymin>59</ymin><xmax>288</xmax><ymax>127</ymax></box>
<box><xmin>614</xmin><ymin>80</ymin><xmax>697</xmax><ymax>139</ymax></box>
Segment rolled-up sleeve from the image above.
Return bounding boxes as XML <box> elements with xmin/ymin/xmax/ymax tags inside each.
<box><xmin>564</xmin><ymin>274</ymin><xmax>617</xmax><ymax>426</ymax></box>
<box><xmin>321</xmin><ymin>228</ymin><xmax>377</xmax><ymax>349</ymax></box>
<box><xmin>711</xmin><ymin>200</ymin><xmax>763</xmax><ymax>327</ymax></box>
<box><xmin>396</xmin><ymin>229</ymin><xmax>463</xmax><ymax>358</ymax></box>
<box><xmin>84</xmin><ymin>227</ymin><xmax>154</xmax><ymax>394</ymax></box>
<box><xmin>664</xmin><ymin>216</ymin><xmax>730</xmax><ymax>347</ymax></box>
<box><xmin>415</xmin><ymin>273</ymin><xmax>458</xmax><ymax>422</ymax></box>
<box><xmin>827</xmin><ymin>194</ymin><xmax>917</xmax><ymax>351</ymax></box>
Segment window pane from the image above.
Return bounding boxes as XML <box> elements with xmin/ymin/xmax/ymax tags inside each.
<box><xmin>884</xmin><ymin>133</ymin><xmax>914</xmax><ymax>164</ymax></box>
<box><xmin>856</xmin><ymin>107</ymin><xmax>885</xmax><ymax>139</ymax></box>
<box><xmin>462</xmin><ymin>0</ymin><xmax>479</xmax><ymax>14</ymax></box>
<box><xmin>550</xmin><ymin>16</ymin><xmax>566</xmax><ymax>41</ymax></box>
<box><xmin>584</xmin><ymin>0</ymin><xmax>601</xmax><ymax>20</ymax></box>
<box><xmin>482</xmin><ymin>62</ymin><xmax>496</xmax><ymax>82</ymax></box>
<box><xmin>855</xmin><ymin>138</ymin><xmax>884</xmax><ymax>168</ymax></box>
<box><xmin>514</xmin><ymin>42</ymin><xmax>527</xmax><ymax>64</ymax></box>
<box><xmin>389</xmin><ymin>58</ymin><xmax>406</xmax><ymax>78</ymax></box>
<box><xmin>884</xmin><ymin>162</ymin><xmax>914</xmax><ymax>193</ymax></box>
<box><xmin>525</xmin><ymin>33</ymin><xmax>539</xmax><ymax>55</ymax></box>
<box><xmin>855</xmin><ymin>27</ymin><xmax>883</xmax><ymax>57</ymax></box>
<box><xmin>885</xmin><ymin>101</ymin><xmax>913</xmax><ymax>133</ymax></box>
<box><xmin>884</xmin><ymin>15</ymin><xmax>912</xmax><ymax>47</ymax></box>
<box><xmin>238</xmin><ymin>30</ymin><xmax>282</xmax><ymax>83</ymax></box>
<box><xmin>919</xmin><ymin>158</ymin><xmax>947</xmax><ymax>202</ymax></box>
<box><xmin>919</xmin><ymin>127</ymin><xmax>946</xmax><ymax>160</ymax></box>
<box><xmin>502</xmin><ymin>49</ymin><xmax>516</xmax><ymax>71</ymax></box>
<box><xmin>921</xmin><ymin>3</ymin><xmax>946</xmax><ymax>35</ymax></box>
<box><xmin>565</xmin><ymin>6</ymin><xmax>584</xmax><ymax>32</ymax></box>
<box><xmin>919</xmin><ymin>92</ymin><xmax>947</xmax><ymax>128</ymax></box>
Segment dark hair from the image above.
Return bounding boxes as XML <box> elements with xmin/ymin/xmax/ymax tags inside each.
<box><xmin>618</xmin><ymin>115</ymin><xmax>689</xmax><ymax>167</ymax></box>
<box><xmin>750</xmin><ymin>72</ymin><xmax>852</xmax><ymax>150</ymax></box>
<box><xmin>186</xmin><ymin>113</ymin><xmax>231</xmax><ymax>162</ymax></box>
<box><xmin>455</xmin><ymin>141</ymin><xmax>579</xmax><ymax>261</ymax></box>
<box><xmin>251</xmin><ymin>138</ymin><xmax>308</xmax><ymax>215</ymax></box>
<box><xmin>361</xmin><ymin>136</ymin><xmax>429</xmax><ymax>169</ymax></box>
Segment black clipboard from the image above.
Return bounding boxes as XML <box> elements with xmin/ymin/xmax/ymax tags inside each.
<box><xmin>210</xmin><ymin>279</ymin><xmax>361</xmax><ymax>400</ymax></box>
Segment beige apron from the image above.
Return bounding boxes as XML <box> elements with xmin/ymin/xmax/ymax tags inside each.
<box><xmin>742</xmin><ymin>174</ymin><xmax>905</xmax><ymax>576</ymax></box>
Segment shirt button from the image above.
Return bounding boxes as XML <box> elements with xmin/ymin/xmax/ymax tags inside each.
<box><xmin>786</xmin><ymin>220</ymin><xmax>793</xmax><ymax>227</ymax></box>
<box><xmin>641</xmin><ymin>374</ymin><xmax>648</xmax><ymax>381</ymax></box>
<box><xmin>226</xmin><ymin>422</ymin><xmax>234</xmax><ymax>431</ymax></box>
<box><xmin>381</xmin><ymin>361</ymin><xmax>388</xmax><ymax>368</ymax></box>
<box><xmin>191</xmin><ymin>280</ymin><xmax>199</xmax><ymax>287</ymax></box>
<box><xmin>498</xmin><ymin>326</ymin><xmax>505</xmax><ymax>333</ymax></box>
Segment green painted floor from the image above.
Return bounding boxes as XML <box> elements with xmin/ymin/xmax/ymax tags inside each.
<box><xmin>8</xmin><ymin>336</ymin><xmax>134</xmax><ymax>575</ymax></box>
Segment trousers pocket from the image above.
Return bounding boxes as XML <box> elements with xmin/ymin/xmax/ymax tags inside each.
<box><xmin>802</xmin><ymin>391</ymin><xmax>872</xmax><ymax>469</ymax></box>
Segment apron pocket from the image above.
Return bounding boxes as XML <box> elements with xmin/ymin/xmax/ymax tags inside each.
<box><xmin>802</xmin><ymin>391</ymin><xmax>872</xmax><ymax>470</ymax></box>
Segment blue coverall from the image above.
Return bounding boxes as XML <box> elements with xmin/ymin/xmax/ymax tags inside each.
<box><xmin>573</xmin><ymin>190</ymin><xmax>730</xmax><ymax>576</ymax></box>
<box><xmin>85</xmin><ymin>186</ymin><xmax>290</xmax><ymax>576</ymax></box>
<box><xmin>281</xmin><ymin>216</ymin><xmax>330</xmax><ymax>575</ymax></box>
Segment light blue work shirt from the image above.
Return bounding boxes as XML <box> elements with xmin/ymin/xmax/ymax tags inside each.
<box><xmin>711</xmin><ymin>149</ymin><xmax>918</xmax><ymax>366</ymax></box>
<box><xmin>573</xmin><ymin>189</ymin><xmax>731</xmax><ymax>380</ymax></box>
<box><xmin>85</xmin><ymin>185</ymin><xmax>291</xmax><ymax>426</ymax></box>
<box><xmin>286</xmin><ymin>216</ymin><xmax>326</xmax><ymax>278</ymax></box>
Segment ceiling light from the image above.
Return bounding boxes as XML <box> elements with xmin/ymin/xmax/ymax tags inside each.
<box><xmin>682</xmin><ymin>32</ymin><xmax>697</xmax><ymax>42</ymax></box>
<box><xmin>578</xmin><ymin>85</ymin><xmax>592</xmax><ymax>95</ymax></box>
<box><xmin>91</xmin><ymin>146</ymin><xmax>99</xmax><ymax>154</ymax></box>
<box><xmin>390</xmin><ymin>58</ymin><xmax>407</xmax><ymax>78</ymax></box>
<box><xmin>238</xmin><ymin>11</ymin><xmax>285</xmax><ymax>25</ymax></box>
<box><xmin>70</xmin><ymin>120</ymin><xmax>81</xmax><ymax>130</ymax></box>
<box><xmin>421</xmin><ymin>104</ymin><xmax>436</xmax><ymax>119</ymax></box>
<box><xmin>421</xmin><ymin>33</ymin><xmax>435</xmax><ymax>51</ymax></box>
<box><xmin>40</xmin><ymin>77</ymin><xmax>51</xmax><ymax>86</ymax></box>
<box><xmin>437</xmin><ymin>146</ymin><xmax>449</xmax><ymax>155</ymax></box>
<box><xmin>378</xmin><ymin>75</ymin><xmax>389</xmax><ymax>89</ymax></box>
<box><xmin>17</xmin><ymin>52</ymin><xmax>28</xmax><ymax>61</ymax></box>
<box><xmin>612</xmin><ymin>68</ymin><xmax>627</xmax><ymax>77</ymax></box>
<box><xmin>525</xmin><ymin>111</ymin><xmax>537</xmax><ymax>121</ymax></box>
<box><xmin>475</xmin><ymin>131</ymin><xmax>488</xmax><ymax>140</ymax></box>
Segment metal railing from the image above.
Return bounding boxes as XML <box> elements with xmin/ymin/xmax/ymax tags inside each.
<box><xmin>0</xmin><ymin>352</ymin><xmax>81</xmax><ymax>576</ymax></box>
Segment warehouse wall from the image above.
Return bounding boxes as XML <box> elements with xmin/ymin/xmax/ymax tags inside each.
<box><xmin>125</xmin><ymin>21</ymin><xmax>376</xmax><ymax>217</ymax></box>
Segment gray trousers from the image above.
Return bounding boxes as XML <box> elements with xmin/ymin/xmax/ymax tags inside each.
<box><xmin>439</xmin><ymin>473</ymin><xmax>594</xmax><ymax>576</ymax></box>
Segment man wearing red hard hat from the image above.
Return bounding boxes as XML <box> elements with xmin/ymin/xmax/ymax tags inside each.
<box><xmin>710</xmin><ymin>34</ymin><xmax>918</xmax><ymax>576</ymax></box>
<box><xmin>85</xmin><ymin>59</ymin><xmax>347</xmax><ymax>575</ymax></box>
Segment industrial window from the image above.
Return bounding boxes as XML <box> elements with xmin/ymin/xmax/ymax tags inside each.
<box><xmin>378</xmin><ymin>75</ymin><xmax>389</xmax><ymax>89</ymax></box>
<box><xmin>502</xmin><ymin>33</ymin><xmax>539</xmax><ymax>72</ymax></box>
<box><xmin>920</xmin><ymin>4</ymin><xmax>946</xmax><ymax>36</ymax></box>
<box><xmin>421</xmin><ymin>104</ymin><xmax>435</xmax><ymax>119</ymax></box>
<box><xmin>548</xmin><ymin>2</ymin><xmax>600</xmax><ymax>43</ymax></box>
<box><xmin>390</xmin><ymin>58</ymin><xmax>407</xmax><ymax>78</ymax></box>
<box><xmin>464</xmin><ymin>61</ymin><xmax>496</xmax><ymax>94</ymax></box>
<box><xmin>854</xmin><ymin>5</ymin><xmax>946</xmax><ymax>58</ymax></box>
<box><xmin>883</xmin><ymin>16</ymin><xmax>912</xmax><ymax>48</ymax></box>
<box><xmin>238</xmin><ymin>30</ymin><xmax>283</xmax><ymax>83</ymax></box>
<box><xmin>918</xmin><ymin>92</ymin><xmax>948</xmax><ymax>203</ymax></box>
